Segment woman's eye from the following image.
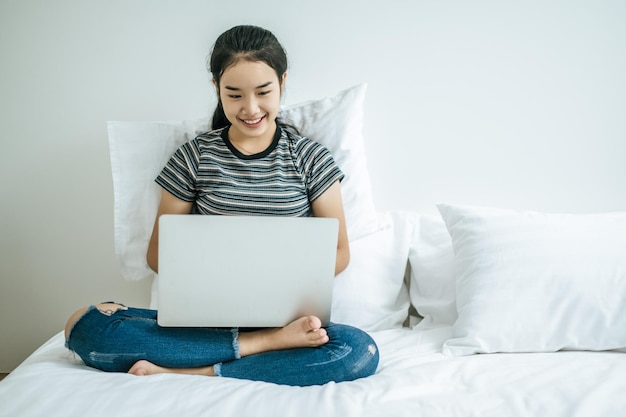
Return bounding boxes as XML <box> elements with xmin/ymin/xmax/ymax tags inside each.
<box><xmin>228</xmin><ymin>95</ymin><xmax>241</xmax><ymax>99</ymax></box>
<box><xmin>258</xmin><ymin>90</ymin><xmax>271</xmax><ymax>96</ymax></box>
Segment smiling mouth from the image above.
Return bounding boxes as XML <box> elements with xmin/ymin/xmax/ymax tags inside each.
<box><xmin>240</xmin><ymin>115</ymin><xmax>266</xmax><ymax>127</ymax></box>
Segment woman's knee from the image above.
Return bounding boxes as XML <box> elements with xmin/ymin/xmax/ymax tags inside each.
<box><xmin>64</xmin><ymin>303</ymin><xmax>127</xmax><ymax>339</ymax></box>
<box><xmin>94</xmin><ymin>303</ymin><xmax>128</xmax><ymax>316</ymax></box>
<box><xmin>327</xmin><ymin>323</ymin><xmax>379</xmax><ymax>381</ymax></box>
<box><xmin>65</xmin><ymin>306</ymin><xmax>89</xmax><ymax>339</ymax></box>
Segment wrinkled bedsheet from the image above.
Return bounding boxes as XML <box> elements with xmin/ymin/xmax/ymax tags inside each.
<box><xmin>1</xmin><ymin>326</ymin><xmax>625</xmax><ymax>417</ymax></box>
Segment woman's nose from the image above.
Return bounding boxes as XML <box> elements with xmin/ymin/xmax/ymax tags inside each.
<box><xmin>242</xmin><ymin>96</ymin><xmax>259</xmax><ymax>114</ymax></box>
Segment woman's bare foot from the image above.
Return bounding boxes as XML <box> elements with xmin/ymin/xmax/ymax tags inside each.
<box><xmin>127</xmin><ymin>316</ymin><xmax>329</xmax><ymax>377</ymax></box>
<box><xmin>238</xmin><ymin>316</ymin><xmax>329</xmax><ymax>357</ymax></box>
<box><xmin>128</xmin><ymin>360</ymin><xmax>215</xmax><ymax>377</ymax></box>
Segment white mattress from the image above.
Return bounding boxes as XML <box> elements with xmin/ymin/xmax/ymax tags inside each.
<box><xmin>1</xmin><ymin>326</ymin><xmax>625</xmax><ymax>417</ymax></box>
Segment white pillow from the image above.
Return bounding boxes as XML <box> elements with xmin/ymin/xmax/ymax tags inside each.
<box><xmin>408</xmin><ymin>214</ymin><xmax>457</xmax><ymax>328</ymax></box>
<box><xmin>331</xmin><ymin>211</ymin><xmax>415</xmax><ymax>331</ymax></box>
<box><xmin>438</xmin><ymin>203</ymin><xmax>626</xmax><ymax>356</ymax></box>
<box><xmin>108</xmin><ymin>84</ymin><xmax>379</xmax><ymax>281</ymax></box>
<box><xmin>280</xmin><ymin>83</ymin><xmax>379</xmax><ymax>241</ymax></box>
<box><xmin>108</xmin><ymin>120</ymin><xmax>201</xmax><ymax>281</ymax></box>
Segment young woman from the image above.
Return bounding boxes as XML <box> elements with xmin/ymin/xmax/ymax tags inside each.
<box><xmin>64</xmin><ymin>25</ymin><xmax>379</xmax><ymax>386</ymax></box>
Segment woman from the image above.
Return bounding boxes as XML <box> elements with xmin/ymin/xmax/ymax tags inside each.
<box><xmin>65</xmin><ymin>25</ymin><xmax>378</xmax><ymax>386</ymax></box>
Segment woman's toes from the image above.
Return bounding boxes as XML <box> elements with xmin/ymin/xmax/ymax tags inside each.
<box><xmin>128</xmin><ymin>360</ymin><xmax>154</xmax><ymax>376</ymax></box>
<box><xmin>306</xmin><ymin>316</ymin><xmax>323</xmax><ymax>332</ymax></box>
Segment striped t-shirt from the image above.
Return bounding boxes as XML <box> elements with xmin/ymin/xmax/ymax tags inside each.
<box><xmin>155</xmin><ymin>125</ymin><xmax>344</xmax><ymax>217</ymax></box>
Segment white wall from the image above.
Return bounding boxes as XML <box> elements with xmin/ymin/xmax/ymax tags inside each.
<box><xmin>1</xmin><ymin>0</ymin><xmax>624</xmax><ymax>372</ymax></box>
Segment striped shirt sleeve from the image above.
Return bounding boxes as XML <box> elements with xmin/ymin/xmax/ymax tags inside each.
<box><xmin>155</xmin><ymin>140</ymin><xmax>200</xmax><ymax>202</ymax></box>
<box><xmin>297</xmin><ymin>139</ymin><xmax>345</xmax><ymax>203</ymax></box>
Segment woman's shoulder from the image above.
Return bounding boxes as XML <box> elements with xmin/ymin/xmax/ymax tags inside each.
<box><xmin>193</xmin><ymin>127</ymin><xmax>226</xmax><ymax>145</ymax></box>
<box><xmin>167</xmin><ymin>128</ymin><xmax>228</xmax><ymax>166</ymax></box>
<box><xmin>282</xmin><ymin>127</ymin><xmax>329</xmax><ymax>154</ymax></box>
<box><xmin>178</xmin><ymin>127</ymin><xmax>228</xmax><ymax>153</ymax></box>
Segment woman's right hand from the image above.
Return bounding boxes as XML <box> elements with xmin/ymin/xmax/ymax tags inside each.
<box><xmin>146</xmin><ymin>189</ymin><xmax>194</xmax><ymax>273</ymax></box>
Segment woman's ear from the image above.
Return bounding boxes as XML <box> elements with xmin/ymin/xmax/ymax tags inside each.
<box><xmin>212</xmin><ymin>79</ymin><xmax>219</xmax><ymax>94</ymax></box>
<box><xmin>280</xmin><ymin>72</ymin><xmax>287</xmax><ymax>89</ymax></box>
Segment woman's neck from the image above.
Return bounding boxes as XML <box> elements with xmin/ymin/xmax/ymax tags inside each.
<box><xmin>231</xmin><ymin>121</ymin><xmax>276</xmax><ymax>153</ymax></box>
<box><xmin>223</xmin><ymin>123</ymin><xmax>281</xmax><ymax>158</ymax></box>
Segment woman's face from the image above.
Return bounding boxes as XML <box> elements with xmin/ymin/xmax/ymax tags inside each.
<box><xmin>216</xmin><ymin>60</ymin><xmax>285</xmax><ymax>143</ymax></box>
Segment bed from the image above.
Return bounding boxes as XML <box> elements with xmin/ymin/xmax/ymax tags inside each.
<box><xmin>1</xmin><ymin>84</ymin><xmax>625</xmax><ymax>417</ymax></box>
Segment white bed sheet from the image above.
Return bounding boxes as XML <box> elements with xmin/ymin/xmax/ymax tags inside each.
<box><xmin>1</xmin><ymin>326</ymin><xmax>625</xmax><ymax>417</ymax></box>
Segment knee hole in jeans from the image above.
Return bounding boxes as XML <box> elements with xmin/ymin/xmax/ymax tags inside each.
<box><xmin>96</xmin><ymin>303</ymin><xmax>128</xmax><ymax>317</ymax></box>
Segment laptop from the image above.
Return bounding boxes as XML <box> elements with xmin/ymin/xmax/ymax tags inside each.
<box><xmin>157</xmin><ymin>214</ymin><xmax>338</xmax><ymax>328</ymax></box>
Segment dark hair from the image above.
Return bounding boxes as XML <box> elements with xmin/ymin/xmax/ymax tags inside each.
<box><xmin>208</xmin><ymin>25</ymin><xmax>295</xmax><ymax>132</ymax></box>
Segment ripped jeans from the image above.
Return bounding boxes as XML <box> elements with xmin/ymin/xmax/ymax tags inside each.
<box><xmin>65</xmin><ymin>305</ymin><xmax>379</xmax><ymax>386</ymax></box>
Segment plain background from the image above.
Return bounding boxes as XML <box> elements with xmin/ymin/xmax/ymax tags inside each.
<box><xmin>1</xmin><ymin>0</ymin><xmax>624</xmax><ymax>372</ymax></box>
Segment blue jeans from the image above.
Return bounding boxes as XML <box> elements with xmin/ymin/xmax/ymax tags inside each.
<box><xmin>65</xmin><ymin>305</ymin><xmax>379</xmax><ymax>386</ymax></box>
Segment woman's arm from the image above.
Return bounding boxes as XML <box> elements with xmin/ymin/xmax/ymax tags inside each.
<box><xmin>146</xmin><ymin>189</ymin><xmax>194</xmax><ymax>273</ymax></box>
<box><xmin>310</xmin><ymin>180</ymin><xmax>350</xmax><ymax>276</ymax></box>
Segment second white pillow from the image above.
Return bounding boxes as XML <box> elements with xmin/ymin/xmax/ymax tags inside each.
<box><xmin>438</xmin><ymin>203</ymin><xmax>626</xmax><ymax>356</ymax></box>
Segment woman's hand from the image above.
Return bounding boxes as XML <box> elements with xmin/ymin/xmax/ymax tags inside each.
<box><xmin>310</xmin><ymin>181</ymin><xmax>350</xmax><ymax>275</ymax></box>
<box><xmin>146</xmin><ymin>189</ymin><xmax>194</xmax><ymax>273</ymax></box>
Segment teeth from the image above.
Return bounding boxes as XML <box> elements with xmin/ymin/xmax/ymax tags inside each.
<box><xmin>244</xmin><ymin>117</ymin><xmax>262</xmax><ymax>124</ymax></box>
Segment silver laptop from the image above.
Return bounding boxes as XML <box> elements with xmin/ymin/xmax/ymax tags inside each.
<box><xmin>157</xmin><ymin>214</ymin><xmax>338</xmax><ymax>328</ymax></box>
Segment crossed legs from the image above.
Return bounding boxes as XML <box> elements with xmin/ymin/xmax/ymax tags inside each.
<box><xmin>65</xmin><ymin>303</ymin><xmax>330</xmax><ymax>377</ymax></box>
